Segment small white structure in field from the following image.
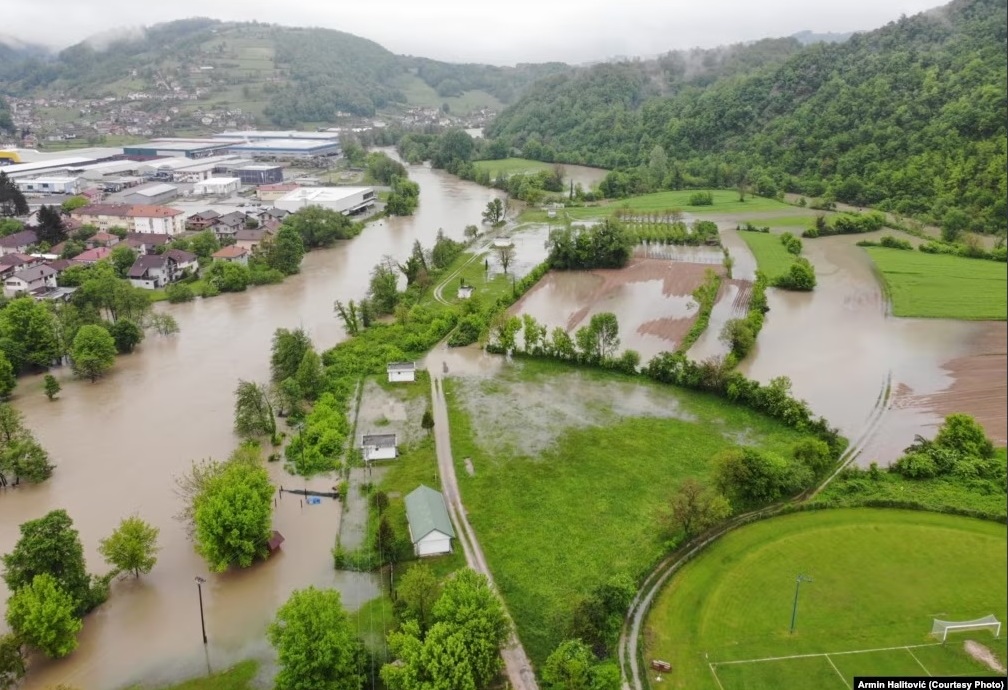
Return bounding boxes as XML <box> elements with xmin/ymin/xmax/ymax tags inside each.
<box><xmin>387</xmin><ymin>361</ymin><xmax>416</xmax><ymax>383</ymax></box>
<box><xmin>361</xmin><ymin>433</ymin><xmax>398</xmax><ymax>461</ymax></box>
<box><xmin>405</xmin><ymin>485</ymin><xmax>455</xmax><ymax>557</ymax></box>
<box><xmin>492</xmin><ymin>237</ymin><xmax>514</xmax><ymax>248</ymax></box>
<box><xmin>458</xmin><ymin>284</ymin><xmax>474</xmax><ymax>299</ymax></box>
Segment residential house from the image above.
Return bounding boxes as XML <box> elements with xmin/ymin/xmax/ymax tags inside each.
<box><xmin>0</xmin><ymin>253</ymin><xmax>42</xmax><ymax>278</ymax></box>
<box><xmin>404</xmin><ymin>485</ymin><xmax>455</xmax><ymax>557</ymax></box>
<box><xmin>85</xmin><ymin>231</ymin><xmax>121</xmax><ymax>249</ymax></box>
<box><xmin>127</xmin><ymin>254</ymin><xmax>170</xmax><ymax>289</ymax></box>
<box><xmin>123</xmin><ymin>232</ymin><xmax>170</xmax><ymax>255</ymax></box>
<box><xmin>360</xmin><ymin>433</ymin><xmax>398</xmax><ymax>462</ymax></box>
<box><xmin>164</xmin><ymin>249</ymin><xmax>198</xmax><ymax>277</ymax></box>
<box><xmin>234</xmin><ymin>227</ymin><xmax>275</xmax><ymax>253</ymax></box>
<box><xmin>211</xmin><ymin>245</ymin><xmax>248</xmax><ymax>265</ymax></box>
<box><xmin>73</xmin><ymin>247</ymin><xmax>113</xmax><ymax>264</ymax></box>
<box><xmin>186</xmin><ymin>210</ymin><xmax>220</xmax><ymax>231</ymax></box>
<box><xmin>4</xmin><ymin>264</ymin><xmax>57</xmax><ymax>298</ymax></box>
<box><xmin>0</xmin><ymin>230</ymin><xmax>39</xmax><ymax>256</ymax></box>
<box><xmin>127</xmin><ymin>205</ymin><xmax>186</xmax><ymax>236</ymax></box>
<box><xmin>69</xmin><ymin>203</ymin><xmax>132</xmax><ymax>231</ymax></box>
<box><xmin>387</xmin><ymin>361</ymin><xmax>417</xmax><ymax>383</ymax></box>
<box><xmin>257</xmin><ymin>207</ymin><xmax>289</xmax><ymax>223</ymax></box>
<box><xmin>212</xmin><ymin>211</ymin><xmax>248</xmax><ymax>243</ymax></box>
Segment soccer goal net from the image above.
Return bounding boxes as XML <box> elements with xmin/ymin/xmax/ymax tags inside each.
<box><xmin>931</xmin><ymin>615</ymin><xmax>1002</xmax><ymax>642</ymax></box>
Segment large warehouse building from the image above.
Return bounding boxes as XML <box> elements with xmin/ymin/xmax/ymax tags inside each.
<box><xmin>225</xmin><ymin>138</ymin><xmax>341</xmax><ymax>159</ymax></box>
<box><xmin>214</xmin><ymin>130</ymin><xmax>341</xmax><ymax>143</ymax></box>
<box><xmin>273</xmin><ymin>187</ymin><xmax>376</xmax><ymax>215</ymax></box>
<box><xmin>233</xmin><ymin>163</ymin><xmax>284</xmax><ymax>186</ymax></box>
<box><xmin>123</xmin><ymin>138</ymin><xmax>239</xmax><ymax>160</ymax></box>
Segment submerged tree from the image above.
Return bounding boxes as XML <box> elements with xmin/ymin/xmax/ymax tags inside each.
<box><xmin>233</xmin><ymin>380</ymin><xmax>277</xmax><ymax>442</ymax></box>
<box><xmin>98</xmin><ymin>516</ymin><xmax>160</xmax><ymax>578</ymax></box>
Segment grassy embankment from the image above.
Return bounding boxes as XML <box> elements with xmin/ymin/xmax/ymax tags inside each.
<box><xmin>644</xmin><ymin>508</ymin><xmax>1008</xmax><ymax>690</ymax></box>
<box><xmin>130</xmin><ymin>660</ymin><xmax>259</xmax><ymax>690</ymax></box>
<box><xmin>443</xmin><ymin>357</ymin><xmax>815</xmax><ymax>666</ymax></box>
<box><xmin>738</xmin><ymin>230</ymin><xmax>801</xmax><ymax>279</ymax></box>
<box><xmin>865</xmin><ymin>247</ymin><xmax>1008</xmax><ymax>320</ymax></box>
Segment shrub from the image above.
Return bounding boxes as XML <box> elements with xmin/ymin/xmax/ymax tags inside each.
<box><xmin>780</xmin><ymin>232</ymin><xmax>803</xmax><ymax>255</ymax></box>
<box><xmin>165</xmin><ymin>283</ymin><xmax>195</xmax><ymax>303</ymax></box>
<box><xmin>688</xmin><ymin>191</ymin><xmax>713</xmax><ymax>206</ymax></box>
<box><xmin>772</xmin><ymin>257</ymin><xmax>816</xmax><ymax>291</ymax></box>
<box><xmin>879</xmin><ymin>235</ymin><xmax>913</xmax><ymax>250</ymax></box>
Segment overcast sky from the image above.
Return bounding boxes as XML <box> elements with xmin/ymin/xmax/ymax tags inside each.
<box><xmin>2</xmin><ymin>0</ymin><xmax>942</xmax><ymax>65</ymax></box>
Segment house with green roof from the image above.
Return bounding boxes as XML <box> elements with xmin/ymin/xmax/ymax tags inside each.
<box><xmin>404</xmin><ymin>485</ymin><xmax>456</xmax><ymax>557</ymax></box>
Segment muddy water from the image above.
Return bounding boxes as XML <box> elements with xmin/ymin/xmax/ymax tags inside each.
<box><xmin>731</xmin><ymin>228</ymin><xmax>1007</xmax><ymax>465</ymax></box>
<box><xmin>0</xmin><ymin>156</ymin><xmax>504</xmax><ymax>689</ymax></box>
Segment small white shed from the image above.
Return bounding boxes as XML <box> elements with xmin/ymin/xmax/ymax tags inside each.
<box><xmin>405</xmin><ymin>485</ymin><xmax>455</xmax><ymax>557</ymax></box>
<box><xmin>458</xmin><ymin>284</ymin><xmax>474</xmax><ymax>299</ymax></box>
<box><xmin>361</xmin><ymin>433</ymin><xmax>398</xmax><ymax>461</ymax></box>
<box><xmin>387</xmin><ymin>361</ymin><xmax>416</xmax><ymax>383</ymax></box>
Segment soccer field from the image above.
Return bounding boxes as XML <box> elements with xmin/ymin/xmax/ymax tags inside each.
<box><xmin>644</xmin><ymin>509</ymin><xmax>1008</xmax><ymax>690</ymax></box>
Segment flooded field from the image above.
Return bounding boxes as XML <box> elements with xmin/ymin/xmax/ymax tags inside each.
<box><xmin>0</xmin><ymin>155</ymin><xmax>502</xmax><ymax>689</ymax></box>
<box><xmin>512</xmin><ymin>258</ymin><xmax>726</xmax><ymax>362</ymax></box>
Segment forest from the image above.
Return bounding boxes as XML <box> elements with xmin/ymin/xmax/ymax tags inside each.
<box><xmin>485</xmin><ymin>0</ymin><xmax>1008</xmax><ymax>233</ymax></box>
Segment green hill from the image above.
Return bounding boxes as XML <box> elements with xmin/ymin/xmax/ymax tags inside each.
<box><xmin>486</xmin><ymin>0</ymin><xmax>1008</xmax><ymax>233</ymax></box>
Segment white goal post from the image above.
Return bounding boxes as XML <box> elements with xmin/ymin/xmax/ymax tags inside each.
<box><xmin>931</xmin><ymin>615</ymin><xmax>1002</xmax><ymax>642</ymax></box>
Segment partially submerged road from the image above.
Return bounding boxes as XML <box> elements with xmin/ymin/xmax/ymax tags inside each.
<box><xmin>429</xmin><ymin>371</ymin><xmax>539</xmax><ymax>690</ymax></box>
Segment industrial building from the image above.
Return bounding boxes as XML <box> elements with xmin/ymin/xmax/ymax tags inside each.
<box><xmin>14</xmin><ymin>176</ymin><xmax>82</xmax><ymax>195</ymax></box>
<box><xmin>234</xmin><ymin>164</ymin><xmax>284</xmax><ymax>186</ymax></box>
<box><xmin>192</xmin><ymin>177</ymin><xmax>241</xmax><ymax>196</ymax></box>
<box><xmin>273</xmin><ymin>187</ymin><xmax>376</xmax><ymax>215</ymax></box>
<box><xmin>225</xmin><ymin>138</ymin><xmax>341</xmax><ymax>159</ymax></box>
<box><xmin>1</xmin><ymin>156</ymin><xmax>103</xmax><ymax>179</ymax></box>
<box><xmin>123</xmin><ymin>138</ymin><xmax>239</xmax><ymax>160</ymax></box>
<box><xmin>123</xmin><ymin>183</ymin><xmax>179</xmax><ymax>205</ymax></box>
<box><xmin>214</xmin><ymin>130</ymin><xmax>341</xmax><ymax>142</ymax></box>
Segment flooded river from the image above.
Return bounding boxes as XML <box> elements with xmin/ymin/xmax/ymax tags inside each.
<box><xmin>0</xmin><ymin>155</ymin><xmax>503</xmax><ymax>689</ymax></box>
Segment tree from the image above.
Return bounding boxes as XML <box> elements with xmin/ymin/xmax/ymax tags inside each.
<box><xmin>934</xmin><ymin>413</ymin><xmax>994</xmax><ymax>458</ymax></box>
<box><xmin>36</xmin><ymin>205</ymin><xmax>67</xmax><ymax>246</ymax></box>
<box><xmin>421</xmin><ymin>406</ymin><xmax>435</xmax><ymax>434</ymax></box>
<box><xmin>146</xmin><ymin>312</ymin><xmax>180</xmax><ymax>336</ymax></box>
<box><xmin>0</xmin><ymin>434</ymin><xmax>53</xmax><ymax>485</ymax></box>
<box><xmin>660</xmin><ymin>479</ymin><xmax>731</xmax><ymax>540</ymax></box>
<box><xmin>0</xmin><ymin>172</ymin><xmax>28</xmax><ymax>217</ymax></box>
<box><xmin>719</xmin><ymin>319</ymin><xmax>756</xmax><ymax>360</ymax></box>
<box><xmin>464</xmin><ymin>224</ymin><xmax>479</xmax><ymax>240</ymax></box>
<box><xmin>189</xmin><ymin>230</ymin><xmax>220</xmax><ymax>259</ymax></box>
<box><xmin>941</xmin><ymin>208</ymin><xmax>970</xmax><ymax>243</ymax></box>
<box><xmin>367</xmin><ymin>257</ymin><xmax>400</xmax><ymax>314</ymax></box>
<box><xmin>204</xmin><ymin>261</ymin><xmax>249</xmax><ymax>292</ymax></box>
<box><xmin>269</xmin><ymin>587</ymin><xmax>366</xmax><ymax>690</ymax></box>
<box><xmin>60</xmin><ymin>196</ymin><xmax>89</xmax><ymax>214</ymax></box>
<box><xmin>2</xmin><ymin>510</ymin><xmax>92</xmax><ymax>615</ymax></box>
<box><xmin>5</xmin><ymin>574</ymin><xmax>82</xmax><ymax>659</ymax></box>
<box><xmin>109</xmin><ymin>245</ymin><xmax>137</xmax><ymax>278</ymax></box>
<box><xmin>194</xmin><ymin>458</ymin><xmax>274</xmax><ymax>572</ymax></box>
<box><xmin>432</xmin><ymin>569</ymin><xmax>510</xmax><ymax>688</ymax></box>
<box><xmin>271</xmin><ymin>328</ymin><xmax>313</xmax><ymax>383</ymax></box>
<box><xmin>70</xmin><ymin>324</ymin><xmax>117</xmax><ymax>382</ymax></box>
<box><xmin>233</xmin><ymin>380</ymin><xmax>277</xmax><ymax>441</ymax></box>
<box><xmin>334</xmin><ymin>300</ymin><xmax>361</xmax><ymax>336</ymax></box>
<box><xmin>0</xmin><ymin>297</ymin><xmax>60</xmax><ymax>372</ymax></box>
<box><xmin>281</xmin><ymin>207</ymin><xmax>356</xmax><ymax>248</ymax></box>
<box><xmin>98</xmin><ymin>516</ymin><xmax>159</xmax><ymax>578</ymax></box>
<box><xmin>542</xmin><ymin>639</ymin><xmax>594</xmax><ymax>690</ymax></box>
<box><xmin>294</xmin><ymin>349</ymin><xmax>324</xmax><ymax>401</ymax></box>
<box><xmin>714</xmin><ymin>447</ymin><xmax>810</xmax><ymax>510</ymax></box>
<box><xmin>494</xmin><ymin>243</ymin><xmax>516</xmax><ymax>274</ymax></box>
<box><xmin>575</xmin><ymin>312</ymin><xmax>620</xmax><ymax>363</ymax></box>
<box><xmin>0</xmin><ymin>633</ymin><xmax>26</xmax><ymax>690</ymax></box>
<box><xmin>108</xmin><ymin>318</ymin><xmax>144</xmax><ymax>354</ymax></box>
<box><xmin>43</xmin><ymin>373</ymin><xmax>61</xmax><ymax>400</ymax></box>
<box><xmin>395</xmin><ymin>564</ymin><xmax>440</xmax><ymax>634</ymax></box>
<box><xmin>0</xmin><ymin>352</ymin><xmax>14</xmax><ymax>400</ymax></box>
<box><xmin>263</xmin><ymin>225</ymin><xmax>305</xmax><ymax>275</ymax></box>
<box><xmin>647</xmin><ymin>144</ymin><xmax>668</xmax><ymax>189</ymax></box>
<box><xmin>482</xmin><ymin>198</ymin><xmax>505</xmax><ymax>225</ymax></box>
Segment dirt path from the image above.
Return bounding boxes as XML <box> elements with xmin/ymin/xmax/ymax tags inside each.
<box><xmin>429</xmin><ymin>372</ymin><xmax>539</xmax><ymax>690</ymax></box>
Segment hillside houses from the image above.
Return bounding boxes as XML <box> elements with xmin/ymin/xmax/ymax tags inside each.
<box><xmin>70</xmin><ymin>204</ymin><xmax>186</xmax><ymax>235</ymax></box>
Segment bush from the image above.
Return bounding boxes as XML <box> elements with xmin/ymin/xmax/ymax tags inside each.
<box><xmin>780</xmin><ymin>232</ymin><xmax>802</xmax><ymax>255</ymax></box>
<box><xmin>688</xmin><ymin>191</ymin><xmax>713</xmax><ymax>206</ymax></box>
<box><xmin>165</xmin><ymin>283</ymin><xmax>195</xmax><ymax>303</ymax></box>
<box><xmin>879</xmin><ymin>235</ymin><xmax>913</xmax><ymax>250</ymax></box>
<box><xmin>772</xmin><ymin>257</ymin><xmax>816</xmax><ymax>291</ymax></box>
<box><xmin>447</xmin><ymin>314</ymin><xmax>482</xmax><ymax>347</ymax></box>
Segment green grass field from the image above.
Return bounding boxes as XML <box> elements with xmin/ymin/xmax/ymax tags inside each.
<box><xmin>738</xmin><ymin>231</ymin><xmax>798</xmax><ymax>279</ymax></box>
<box><xmin>645</xmin><ymin>509</ymin><xmax>1008</xmax><ymax>689</ymax></box>
<box><xmin>518</xmin><ymin>191</ymin><xmax>793</xmax><ymax>225</ymax></box>
<box><xmin>865</xmin><ymin>248</ymin><xmax>1008</xmax><ymax>320</ymax></box>
<box><xmin>444</xmin><ymin>359</ymin><xmax>814</xmax><ymax>665</ymax></box>
<box><xmin>441</xmin><ymin>251</ymin><xmax>514</xmax><ymax>302</ymax></box>
<box><xmin>129</xmin><ymin>660</ymin><xmax>259</xmax><ymax>690</ymax></box>
<box><xmin>395</xmin><ymin>74</ymin><xmax>503</xmax><ymax>112</ymax></box>
<box><xmin>471</xmin><ymin>158</ymin><xmax>558</xmax><ymax>177</ymax></box>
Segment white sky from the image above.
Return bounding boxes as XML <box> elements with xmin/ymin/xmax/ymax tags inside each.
<box><xmin>2</xmin><ymin>0</ymin><xmax>942</xmax><ymax>65</ymax></box>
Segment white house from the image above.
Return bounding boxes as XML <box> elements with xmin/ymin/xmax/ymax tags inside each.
<box><xmin>127</xmin><ymin>255</ymin><xmax>170</xmax><ymax>289</ymax></box>
<box><xmin>192</xmin><ymin>177</ymin><xmax>241</xmax><ymax>196</ymax></box>
<box><xmin>404</xmin><ymin>485</ymin><xmax>455</xmax><ymax>557</ymax></box>
<box><xmin>4</xmin><ymin>264</ymin><xmax>57</xmax><ymax>297</ymax></box>
<box><xmin>387</xmin><ymin>361</ymin><xmax>416</xmax><ymax>383</ymax></box>
<box><xmin>360</xmin><ymin>433</ymin><xmax>397</xmax><ymax>462</ymax></box>
<box><xmin>127</xmin><ymin>205</ymin><xmax>186</xmax><ymax>236</ymax></box>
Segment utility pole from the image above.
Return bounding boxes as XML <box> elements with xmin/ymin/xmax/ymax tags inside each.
<box><xmin>195</xmin><ymin>576</ymin><xmax>208</xmax><ymax>645</ymax></box>
<box><xmin>790</xmin><ymin>574</ymin><xmax>813</xmax><ymax>634</ymax></box>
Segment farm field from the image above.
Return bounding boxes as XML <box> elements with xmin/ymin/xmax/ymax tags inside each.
<box><xmin>644</xmin><ymin>509</ymin><xmax>1008</xmax><ymax>690</ymax></box>
<box><xmin>519</xmin><ymin>190</ymin><xmax>793</xmax><ymax>224</ymax></box>
<box><xmin>738</xmin><ymin>230</ymin><xmax>799</xmax><ymax>279</ymax></box>
<box><xmin>865</xmin><ymin>248</ymin><xmax>1008</xmax><ymax>320</ymax></box>
<box><xmin>443</xmin><ymin>359</ymin><xmax>814</xmax><ymax>665</ymax></box>
<box><xmin>471</xmin><ymin>157</ymin><xmax>558</xmax><ymax>176</ymax></box>
<box><xmin>394</xmin><ymin>74</ymin><xmax>504</xmax><ymax>112</ymax></box>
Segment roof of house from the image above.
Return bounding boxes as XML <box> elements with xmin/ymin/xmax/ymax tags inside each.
<box><xmin>261</xmin><ymin>207</ymin><xmax>289</xmax><ymax>218</ymax></box>
<box><xmin>0</xmin><ymin>230</ymin><xmax>39</xmax><ymax>248</ymax></box>
<box><xmin>212</xmin><ymin>245</ymin><xmax>248</xmax><ymax>258</ymax></box>
<box><xmin>90</xmin><ymin>231</ymin><xmax>119</xmax><ymax>242</ymax></box>
<box><xmin>127</xmin><ymin>254</ymin><xmax>167</xmax><ymax>278</ymax></box>
<box><xmin>404</xmin><ymin>485</ymin><xmax>455</xmax><ymax>542</ymax></box>
<box><xmin>127</xmin><ymin>205</ymin><xmax>183</xmax><ymax>218</ymax></box>
<box><xmin>164</xmin><ymin>248</ymin><xmax>198</xmax><ymax>263</ymax></box>
<box><xmin>361</xmin><ymin>433</ymin><xmax>397</xmax><ymax>448</ymax></box>
<box><xmin>70</xmin><ymin>203</ymin><xmax>132</xmax><ymax>218</ymax></box>
<box><xmin>11</xmin><ymin>265</ymin><xmax>57</xmax><ymax>283</ymax></box>
<box><xmin>216</xmin><ymin>211</ymin><xmax>248</xmax><ymax>226</ymax></box>
<box><xmin>124</xmin><ymin>232</ymin><xmax>171</xmax><ymax>246</ymax></box>
<box><xmin>73</xmin><ymin>246</ymin><xmax>112</xmax><ymax>262</ymax></box>
<box><xmin>0</xmin><ymin>253</ymin><xmax>37</xmax><ymax>268</ymax></box>
<box><xmin>189</xmin><ymin>210</ymin><xmax>220</xmax><ymax>221</ymax></box>
<box><xmin>45</xmin><ymin>259</ymin><xmax>73</xmax><ymax>272</ymax></box>
<box><xmin>235</xmin><ymin>228</ymin><xmax>271</xmax><ymax>242</ymax></box>
<box><xmin>267</xmin><ymin>530</ymin><xmax>285</xmax><ymax>551</ymax></box>
<box><xmin>387</xmin><ymin>361</ymin><xmax>416</xmax><ymax>372</ymax></box>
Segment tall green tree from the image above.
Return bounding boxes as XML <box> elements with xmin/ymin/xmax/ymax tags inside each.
<box><xmin>35</xmin><ymin>205</ymin><xmax>67</xmax><ymax>247</ymax></box>
<box><xmin>395</xmin><ymin>564</ymin><xmax>440</xmax><ymax>634</ymax></box>
<box><xmin>0</xmin><ymin>632</ymin><xmax>26</xmax><ymax>690</ymax></box>
<box><xmin>109</xmin><ymin>245</ymin><xmax>137</xmax><ymax>278</ymax></box>
<box><xmin>0</xmin><ymin>351</ymin><xmax>15</xmax><ymax>400</ymax></box>
<box><xmin>108</xmin><ymin>318</ymin><xmax>144</xmax><ymax>354</ymax></box>
<box><xmin>270</xmin><ymin>328</ymin><xmax>313</xmax><ymax>383</ymax></box>
<box><xmin>233</xmin><ymin>380</ymin><xmax>277</xmax><ymax>440</ymax></box>
<box><xmin>70</xmin><ymin>324</ymin><xmax>117</xmax><ymax>382</ymax></box>
<box><xmin>0</xmin><ymin>172</ymin><xmax>28</xmax><ymax>217</ymax></box>
<box><xmin>5</xmin><ymin>574</ymin><xmax>82</xmax><ymax>659</ymax></box>
<box><xmin>0</xmin><ymin>297</ymin><xmax>60</xmax><ymax>372</ymax></box>
<box><xmin>281</xmin><ymin>207</ymin><xmax>356</xmax><ymax>248</ymax></box>
<box><xmin>98</xmin><ymin>516</ymin><xmax>160</xmax><ymax>578</ymax></box>
<box><xmin>263</xmin><ymin>225</ymin><xmax>306</xmax><ymax>275</ymax></box>
<box><xmin>194</xmin><ymin>458</ymin><xmax>274</xmax><ymax>572</ymax></box>
<box><xmin>367</xmin><ymin>257</ymin><xmax>400</xmax><ymax>314</ymax></box>
<box><xmin>482</xmin><ymin>198</ymin><xmax>505</xmax><ymax>225</ymax></box>
<box><xmin>268</xmin><ymin>587</ymin><xmax>366</xmax><ymax>690</ymax></box>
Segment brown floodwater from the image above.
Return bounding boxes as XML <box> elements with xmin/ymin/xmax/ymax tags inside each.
<box><xmin>0</xmin><ymin>154</ymin><xmax>504</xmax><ymax>689</ymax></box>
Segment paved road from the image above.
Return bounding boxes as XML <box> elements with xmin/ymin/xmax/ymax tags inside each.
<box><xmin>429</xmin><ymin>372</ymin><xmax>539</xmax><ymax>690</ymax></box>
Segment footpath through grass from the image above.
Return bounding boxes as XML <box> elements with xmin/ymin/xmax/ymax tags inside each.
<box><xmin>443</xmin><ymin>358</ymin><xmax>812</xmax><ymax>666</ymax></box>
<box><xmin>865</xmin><ymin>247</ymin><xmax>1007</xmax><ymax>320</ymax></box>
<box><xmin>645</xmin><ymin>508</ymin><xmax>1008</xmax><ymax>690</ymax></box>
<box><xmin>738</xmin><ymin>230</ymin><xmax>798</xmax><ymax>279</ymax></box>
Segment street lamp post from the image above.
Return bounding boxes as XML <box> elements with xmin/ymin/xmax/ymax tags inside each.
<box><xmin>790</xmin><ymin>574</ymin><xmax>813</xmax><ymax>634</ymax></box>
<box><xmin>195</xmin><ymin>576</ymin><xmax>208</xmax><ymax>645</ymax></box>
